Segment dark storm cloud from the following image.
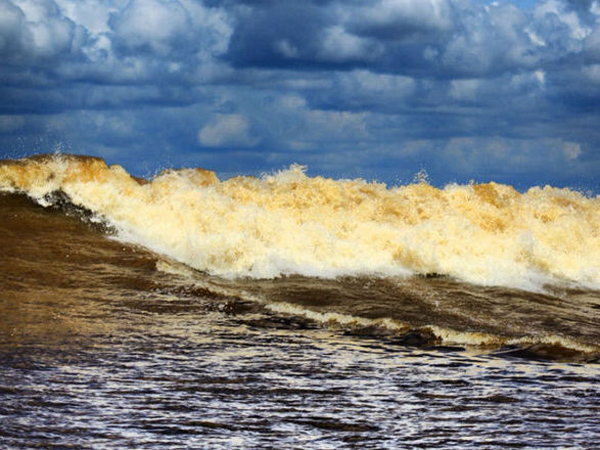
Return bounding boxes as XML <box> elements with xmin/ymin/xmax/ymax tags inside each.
<box><xmin>0</xmin><ymin>0</ymin><xmax>599</xmax><ymax>189</ymax></box>
<box><xmin>224</xmin><ymin>0</ymin><xmax>545</xmax><ymax>77</ymax></box>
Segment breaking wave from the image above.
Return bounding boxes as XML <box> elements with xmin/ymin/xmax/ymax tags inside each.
<box><xmin>2</xmin><ymin>153</ymin><xmax>600</xmax><ymax>292</ymax></box>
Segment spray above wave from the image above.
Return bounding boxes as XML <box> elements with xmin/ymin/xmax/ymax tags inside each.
<box><xmin>1</xmin><ymin>153</ymin><xmax>600</xmax><ymax>290</ymax></box>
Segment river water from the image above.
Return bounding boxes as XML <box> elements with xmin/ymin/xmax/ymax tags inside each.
<box><xmin>1</xmin><ymin>192</ymin><xmax>599</xmax><ymax>449</ymax></box>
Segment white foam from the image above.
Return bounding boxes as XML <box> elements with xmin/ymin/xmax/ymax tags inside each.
<box><xmin>2</xmin><ymin>154</ymin><xmax>600</xmax><ymax>292</ymax></box>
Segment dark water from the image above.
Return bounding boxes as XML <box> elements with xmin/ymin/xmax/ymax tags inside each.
<box><xmin>1</xmin><ymin>193</ymin><xmax>599</xmax><ymax>449</ymax></box>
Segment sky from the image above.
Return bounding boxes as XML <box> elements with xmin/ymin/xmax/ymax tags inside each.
<box><xmin>1</xmin><ymin>0</ymin><xmax>600</xmax><ymax>191</ymax></box>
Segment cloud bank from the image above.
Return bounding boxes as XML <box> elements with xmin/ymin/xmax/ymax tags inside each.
<box><xmin>1</xmin><ymin>0</ymin><xmax>599</xmax><ymax>189</ymax></box>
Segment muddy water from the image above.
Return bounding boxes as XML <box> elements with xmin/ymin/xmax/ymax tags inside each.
<box><xmin>1</xmin><ymin>194</ymin><xmax>599</xmax><ymax>449</ymax></box>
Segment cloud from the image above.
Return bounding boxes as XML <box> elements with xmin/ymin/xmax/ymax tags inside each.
<box><xmin>562</xmin><ymin>141</ymin><xmax>582</xmax><ymax>160</ymax></box>
<box><xmin>1</xmin><ymin>0</ymin><xmax>600</xmax><ymax>190</ymax></box>
<box><xmin>0</xmin><ymin>0</ymin><xmax>84</xmax><ymax>64</ymax></box>
<box><xmin>318</xmin><ymin>26</ymin><xmax>383</xmax><ymax>63</ymax></box>
<box><xmin>584</xmin><ymin>26</ymin><xmax>600</xmax><ymax>60</ymax></box>
<box><xmin>0</xmin><ymin>0</ymin><xmax>29</xmax><ymax>58</ymax></box>
<box><xmin>346</xmin><ymin>0</ymin><xmax>455</xmax><ymax>40</ymax></box>
<box><xmin>0</xmin><ymin>0</ymin><xmax>231</xmax><ymax>87</ymax></box>
<box><xmin>198</xmin><ymin>114</ymin><xmax>260</xmax><ymax>148</ymax></box>
<box><xmin>226</xmin><ymin>1</ymin><xmax>332</xmax><ymax>68</ymax></box>
<box><xmin>0</xmin><ymin>115</ymin><xmax>25</xmax><ymax>132</ymax></box>
<box><xmin>109</xmin><ymin>0</ymin><xmax>192</xmax><ymax>58</ymax></box>
<box><xmin>223</xmin><ymin>0</ymin><xmax>554</xmax><ymax>77</ymax></box>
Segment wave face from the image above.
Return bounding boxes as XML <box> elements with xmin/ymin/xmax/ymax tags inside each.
<box><xmin>1</xmin><ymin>153</ymin><xmax>600</xmax><ymax>290</ymax></box>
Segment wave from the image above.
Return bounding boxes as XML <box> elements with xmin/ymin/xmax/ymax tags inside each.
<box><xmin>2</xmin><ymin>153</ymin><xmax>600</xmax><ymax>292</ymax></box>
<box><xmin>154</xmin><ymin>259</ymin><xmax>600</xmax><ymax>362</ymax></box>
<box><xmin>2</xmin><ymin>180</ymin><xmax>599</xmax><ymax>363</ymax></box>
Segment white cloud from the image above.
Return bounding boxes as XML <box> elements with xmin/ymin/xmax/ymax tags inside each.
<box><xmin>198</xmin><ymin>114</ymin><xmax>260</xmax><ymax>148</ymax></box>
<box><xmin>109</xmin><ymin>0</ymin><xmax>190</xmax><ymax>56</ymax></box>
<box><xmin>0</xmin><ymin>0</ymin><xmax>27</xmax><ymax>55</ymax></box>
<box><xmin>318</xmin><ymin>26</ymin><xmax>381</xmax><ymax>62</ymax></box>
<box><xmin>275</xmin><ymin>39</ymin><xmax>299</xmax><ymax>58</ymax></box>
<box><xmin>54</xmin><ymin>0</ymin><xmax>116</xmax><ymax>34</ymax></box>
<box><xmin>507</xmin><ymin>70</ymin><xmax>547</xmax><ymax>93</ymax></box>
<box><xmin>324</xmin><ymin>70</ymin><xmax>416</xmax><ymax>112</ymax></box>
<box><xmin>562</xmin><ymin>141</ymin><xmax>581</xmax><ymax>160</ymax></box>
<box><xmin>12</xmin><ymin>0</ymin><xmax>55</xmax><ymax>22</ymax></box>
<box><xmin>525</xmin><ymin>22</ymin><xmax>546</xmax><ymax>47</ymax></box>
<box><xmin>357</xmin><ymin>0</ymin><xmax>454</xmax><ymax>36</ymax></box>
<box><xmin>534</xmin><ymin>70</ymin><xmax>546</xmax><ymax>87</ymax></box>
<box><xmin>534</xmin><ymin>0</ymin><xmax>591</xmax><ymax>40</ymax></box>
<box><xmin>450</xmin><ymin>79</ymin><xmax>481</xmax><ymax>102</ymax></box>
<box><xmin>1</xmin><ymin>0</ymin><xmax>80</xmax><ymax>60</ymax></box>
<box><xmin>0</xmin><ymin>0</ymin><xmax>232</xmax><ymax>85</ymax></box>
<box><xmin>0</xmin><ymin>115</ymin><xmax>25</xmax><ymax>132</ymax></box>
<box><xmin>345</xmin><ymin>70</ymin><xmax>416</xmax><ymax>99</ymax></box>
<box><xmin>277</xmin><ymin>94</ymin><xmax>307</xmax><ymax>109</ymax></box>
<box><xmin>582</xmin><ymin>64</ymin><xmax>600</xmax><ymax>83</ymax></box>
<box><xmin>442</xmin><ymin>1</ymin><xmax>540</xmax><ymax>75</ymax></box>
<box><xmin>304</xmin><ymin>109</ymin><xmax>369</xmax><ymax>142</ymax></box>
<box><xmin>584</xmin><ymin>27</ymin><xmax>600</xmax><ymax>60</ymax></box>
<box><xmin>439</xmin><ymin>137</ymin><xmax>587</xmax><ymax>176</ymax></box>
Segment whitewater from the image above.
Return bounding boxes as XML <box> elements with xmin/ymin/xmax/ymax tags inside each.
<box><xmin>2</xmin><ymin>153</ymin><xmax>599</xmax><ymax>291</ymax></box>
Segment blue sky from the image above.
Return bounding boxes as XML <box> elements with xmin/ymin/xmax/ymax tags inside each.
<box><xmin>1</xmin><ymin>0</ymin><xmax>600</xmax><ymax>191</ymax></box>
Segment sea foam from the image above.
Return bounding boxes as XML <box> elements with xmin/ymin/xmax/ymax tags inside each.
<box><xmin>2</xmin><ymin>154</ymin><xmax>599</xmax><ymax>291</ymax></box>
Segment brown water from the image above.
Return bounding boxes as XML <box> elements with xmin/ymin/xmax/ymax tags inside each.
<box><xmin>1</xmin><ymin>156</ymin><xmax>600</xmax><ymax>448</ymax></box>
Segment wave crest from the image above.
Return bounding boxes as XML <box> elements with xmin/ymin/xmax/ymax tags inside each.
<box><xmin>2</xmin><ymin>153</ymin><xmax>600</xmax><ymax>290</ymax></box>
